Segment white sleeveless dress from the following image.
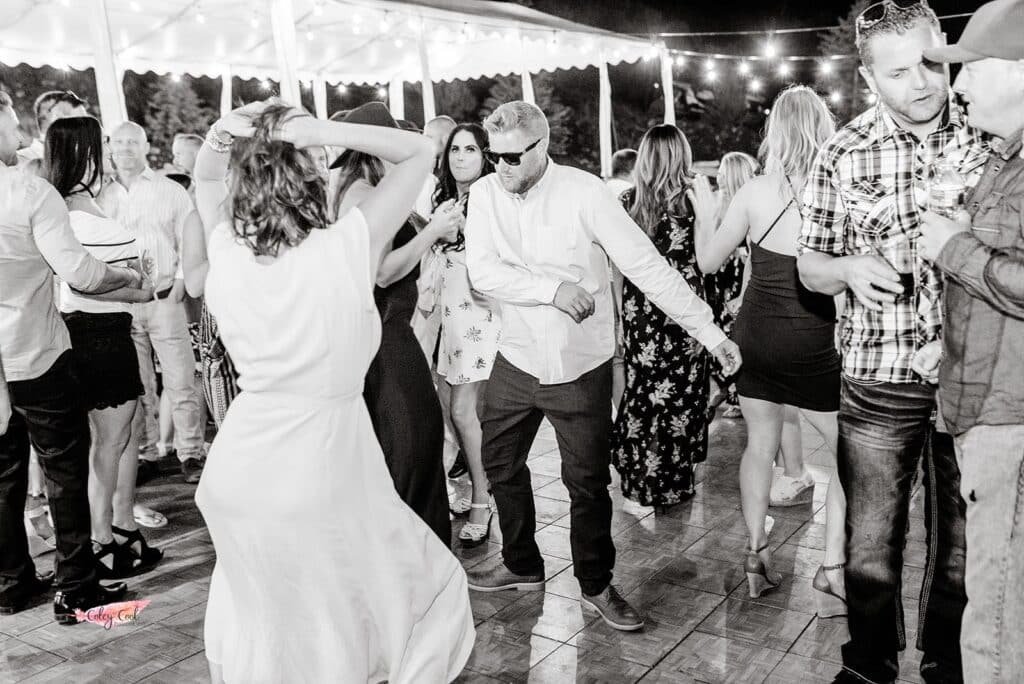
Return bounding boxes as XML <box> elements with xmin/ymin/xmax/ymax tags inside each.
<box><xmin>195</xmin><ymin>209</ymin><xmax>474</xmax><ymax>683</ymax></box>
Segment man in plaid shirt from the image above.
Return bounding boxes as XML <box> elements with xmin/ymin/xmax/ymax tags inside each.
<box><xmin>797</xmin><ymin>2</ymin><xmax>989</xmax><ymax>683</ymax></box>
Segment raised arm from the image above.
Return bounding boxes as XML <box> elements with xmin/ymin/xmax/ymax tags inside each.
<box><xmin>282</xmin><ymin>118</ymin><xmax>434</xmax><ymax>277</ymax></box>
<box><xmin>374</xmin><ymin>200</ymin><xmax>460</xmax><ymax>288</ymax></box>
<box><xmin>690</xmin><ymin>175</ymin><xmax>751</xmax><ymax>273</ymax></box>
<box><xmin>182</xmin><ymin>204</ymin><xmax>210</xmax><ymax>298</ymax></box>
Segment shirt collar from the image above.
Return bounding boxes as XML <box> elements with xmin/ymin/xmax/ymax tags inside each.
<box><xmin>139</xmin><ymin>167</ymin><xmax>155</xmax><ymax>181</ymax></box>
<box><xmin>871</xmin><ymin>94</ymin><xmax>962</xmax><ymax>143</ymax></box>
<box><xmin>991</xmin><ymin>129</ymin><xmax>1024</xmax><ymax>160</ymax></box>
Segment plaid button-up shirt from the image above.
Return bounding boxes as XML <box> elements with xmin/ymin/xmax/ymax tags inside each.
<box><xmin>799</xmin><ymin>102</ymin><xmax>990</xmax><ymax>384</ymax></box>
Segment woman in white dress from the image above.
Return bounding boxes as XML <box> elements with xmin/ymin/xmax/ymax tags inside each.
<box><xmin>192</xmin><ymin>101</ymin><xmax>475</xmax><ymax>683</ymax></box>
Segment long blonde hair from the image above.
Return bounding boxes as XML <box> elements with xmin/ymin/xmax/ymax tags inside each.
<box><xmin>717</xmin><ymin>152</ymin><xmax>758</xmax><ymax>207</ymax></box>
<box><xmin>758</xmin><ymin>86</ymin><xmax>835</xmax><ymax>181</ymax></box>
<box><xmin>628</xmin><ymin>124</ymin><xmax>693</xmax><ymax>237</ymax></box>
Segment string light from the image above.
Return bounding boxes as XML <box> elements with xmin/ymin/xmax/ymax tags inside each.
<box><xmin>820</xmin><ymin>60</ymin><xmax>833</xmax><ymax>75</ymax></box>
<box><xmin>306</xmin><ymin>30</ymin><xmax>314</xmax><ymax>41</ymax></box>
<box><xmin>705</xmin><ymin>57</ymin><xmax>714</xmax><ymax>70</ymax></box>
<box><xmin>376</xmin><ymin>86</ymin><xmax>387</xmax><ymax>99</ymax></box>
<box><xmin>749</xmin><ymin>77</ymin><xmax>762</xmax><ymax>92</ymax></box>
<box><xmin>352</xmin><ymin>13</ymin><xmax>362</xmax><ymax>24</ymax></box>
<box><xmin>260</xmin><ymin>78</ymin><xmax>272</xmax><ymax>90</ymax></box>
<box><xmin>170</xmin><ymin>73</ymin><xmax>181</xmax><ymax>82</ymax></box>
<box><xmin>195</xmin><ymin>11</ymin><xmax>206</xmax><ymax>24</ymax></box>
<box><xmin>867</xmin><ymin>92</ymin><xmax>878</xmax><ymax>104</ymax></box>
<box><xmin>379</xmin><ymin>13</ymin><xmax>391</xmax><ymax>32</ymax></box>
<box><xmin>250</xmin><ymin>14</ymin><xmax>260</xmax><ymax>29</ymax></box>
<box><xmin>829</xmin><ymin>91</ymin><xmax>842</xmax><ymax>103</ymax></box>
<box><xmin>313</xmin><ymin>1</ymin><xmax>323</xmax><ymax>16</ymax></box>
<box><xmin>764</xmin><ymin>40</ymin><xmax>776</xmax><ymax>59</ymax></box>
<box><xmin>738</xmin><ymin>60</ymin><xmax>750</xmax><ymax>75</ymax></box>
<box><xmin>777</xmin><ymin>62</ymin><xmax>791</xmax><ymax>78</ymax></box>
<box><xmin>395</xmin><ymin>38</ymin><xmax>404</xmax><ymax>48</ymax></box>
<box><xmin>336</xmin><ymin>84</ymin><xmax>348</xmax><ymax>95</ymax></box>
<box><xmin>705</xmin><ymin>70</ymin><xmax>718</xmax><ymax>83</ymax></box>
<box><xmin>674</xmin><ymin>55</ymin><xmax>686</xmax><ymax>67</ymax></box>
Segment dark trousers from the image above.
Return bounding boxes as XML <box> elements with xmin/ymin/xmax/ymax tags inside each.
<box><xmin>481</xmin><ymin>353</ymin><xmax>615</xmax><ymax>596</ymax></box>
<box><xmin>838</xmin><ymin>379</ymin><xmax>966</xmax><ymax>684</ymax></box>
<box><xmin>0</xmin><ymin>352</ymin><xmax>97</xmax><ymax>601</ymax></box>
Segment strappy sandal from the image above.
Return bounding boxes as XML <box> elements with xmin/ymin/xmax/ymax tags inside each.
<box><xmin>812</xmin><ymin>562</ymin><xmax>847</xmax><ymax>618</ymax></box>
<box><xmin>450</xmin><ymin>496</ymin><xmax>472</xmax><ymax>517</ymax></box>
<box><xmin>112</xmin><ymin>526</ymin><xmax>164</xmax><ymax>575</ymax></box>
<box><xmin>744</xmin><ymin>541</ymin><xmax>783</xmax><ymax>598</ymax></box>
<box><xmin>458</xmin><ymin>503</ymin><xmax>493</xmax><ymax>548</ymax></box>
<box><xmin>93</xmin><ymin>539</ymin><xmax>140</xmax><ymax>580</ymax></box>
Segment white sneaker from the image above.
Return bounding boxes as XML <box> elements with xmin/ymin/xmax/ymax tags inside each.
<box><xmin>770</xmin><ymin>470</ymin><xmax>815</xmax><ymax>507</ymax></box>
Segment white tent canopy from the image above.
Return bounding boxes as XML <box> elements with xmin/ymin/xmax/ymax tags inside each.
<box><xmin>0</xmin><ymin>0</ymin><xmax>676</xmax><ymax>175</ymax></box>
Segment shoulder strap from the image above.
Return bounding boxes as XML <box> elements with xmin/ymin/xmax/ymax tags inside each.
<box><xmin>753</xmin><ymin>175</ymin><xmax>799</xmax><ymax>245</ymax></box>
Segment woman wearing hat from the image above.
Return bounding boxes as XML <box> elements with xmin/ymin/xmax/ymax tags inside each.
<box><xmin>330</xmin><ymin>102</ymin><xmax>462</xmax><ymax>546</ymax></box>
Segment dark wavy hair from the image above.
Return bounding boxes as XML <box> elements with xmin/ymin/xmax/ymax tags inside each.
<box><xmin>229</xmin><ymin>105</ymin><xmax>329</xmax><ymax>257</ymax></box>
<box><xmin>431</xmin><ymin>123</ymin><xmax>493</xmax><ymax>252</ymax></box>
<box><xmin>331</xmin><ymin>149</ymin><xmax>385</xmax><ymax>217</ymax></box>
<box><xmin>44</xmin><ymin>115</ymin><xmax>103</xmax><ymax>198</ymax></box>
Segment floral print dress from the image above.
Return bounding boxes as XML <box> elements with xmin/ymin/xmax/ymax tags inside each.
<box><xmin>436</xmin><ymin>246</ymin><xmax>501</xmax><ymax>385</ymax></box>
<box><xmin>611</xmin><ymin>191</ymin><xmax>711</xmax><ymax>508</ymax></box>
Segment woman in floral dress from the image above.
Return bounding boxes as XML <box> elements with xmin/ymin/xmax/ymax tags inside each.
<box><xmin>431</xmin><ymin>123</ymin><xmax>501</xmax><ymax>546</ymax></box>
<box><xmin>611</xmin><ymin>124</ymin><xmax>710</xmax><ymax>509</ymax></box>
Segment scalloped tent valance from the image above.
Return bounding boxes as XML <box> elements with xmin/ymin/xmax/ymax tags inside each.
<box><xmin>0</xmin><ymin>0</ymin><xmax>672</xmax><ymax>176</ymax></box>
<box><xmin>0</xmin><ymin>0</ymin><xmax>649</xmax><ymax>85</ymax></box>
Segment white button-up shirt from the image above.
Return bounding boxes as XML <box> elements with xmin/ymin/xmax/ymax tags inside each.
<box><xmin>116</xmin><ymin>167</ymin><xmax>193</xmax><ymax>291</ymax></box>
<box><xmin>0</xmin><ymin>166</ymin><xmax>108</xmax><ymax>382</ymax></box>
<box><xmin>466</xmin><ymin>160</ymin><xmax>725</xmax><ymax>385</ymax></box>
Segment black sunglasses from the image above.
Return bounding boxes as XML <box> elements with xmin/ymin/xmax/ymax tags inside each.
<box><xmin>856</xmin><ymin>0</ymin><xmax>929</xmax><ymax>34</ymax></box>
<box><xmin>483</xmin><ymin>138</ymin><xmax>542</xmax><ymax>166</ymax></box>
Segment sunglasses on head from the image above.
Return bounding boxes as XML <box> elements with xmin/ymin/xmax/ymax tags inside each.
<box><xmin>856</xmin><ymin>0</ymin><xmax>929</xmax><ymax>34</ymax></box>
<box><xmin>483</xmin><ymin>138</ymin><xmax>541</xmax><ymax>166</ymax></box>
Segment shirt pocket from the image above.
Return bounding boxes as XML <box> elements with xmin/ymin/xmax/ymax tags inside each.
<box><xmin>970</xmin><ymin>192</ymin><xmax>1021</xmax><ymax>249</ymax></box>
<box><xmin>841</xmin><ymin>180</ymin><xmax>898</xmax><ymax>241</ymax></box>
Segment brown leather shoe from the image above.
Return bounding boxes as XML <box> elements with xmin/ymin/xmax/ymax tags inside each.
<box><xmin>581</xmin><ymin>585</ymin><xmax>644</xmax><ymax>631</ymax></box>
<box><xmin>466</xmin><ymin>557</ymin><xmax>544</xmax><ymax>593</ymax></box>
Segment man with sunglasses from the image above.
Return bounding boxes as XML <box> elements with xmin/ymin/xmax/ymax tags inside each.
<box><xmin>916</xmin><ymin>1</ymin><xmax>1024</xmax><ymax>679</ymax></box>
<box><xmin>16</xmin><ymin>91</ymin><xmax>87</xmax><ymax>166</ymax></box>
<box><xmin>463</xmin><ymin>101</ymin><xmax>740</xmax><ymax>632</ymax></box>
<box><xmin>797</xmin><ymin>1</ymin><xmax>990</xmax><ymax>682</ymax></box>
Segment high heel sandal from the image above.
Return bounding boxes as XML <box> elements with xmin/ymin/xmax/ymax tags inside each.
<box><xmin>744</xmin><ymin>542</ymin><xmax>783</xmax><ymax>598</ymax></box>
<box><xmin>93</xmin><ymin>539</ymin><xmax>139</xmax><ymax>580</ymax></box>
<box><xmin>449</xmin><ymin>496</ymin><xmax>472</xmax><ymax>517</ymax></box>
<box><xmin>812</xmin><ymin>563</ymin><xmax>847</xmax><ymax>618</ymax></box>
<box><xmin>112</xmin><ymin>526</ymin><xmax>164</xmax><ymax>576</ymax></box>
<box><xmin>458</xmin><ymin>503</ymin><xmax>493</xmax><ymax>548</ymax></box>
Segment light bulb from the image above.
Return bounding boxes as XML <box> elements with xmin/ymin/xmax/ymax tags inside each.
<box><xmin>705</xmin><ymin>58</ymin><xmax>714</xmax><ymax>71</ymax></box>
<box><xmin>674</xmin><ymin>55</ymin><xmax>686</xmax><ymax>67</ymax></box>
<box><xmin>377</xmin><ymin>86</ymin><xmax>387</xmax><ymax>99</ymax></box>
<box><xmin>830</xmin><ymin>91</ymin><xmax>842</xmax><ymax>103</ymax></box>
<box><xmin>749</xmin><ymin>78</ymin><xmax>762</xmax><ymax>92</ymax></box>
<box><xmin>738</xmin><ymin>61</ymin><xmax>750</xmax><ymax>75</ymax></box>
<box><xmin>705</xmin><ymin>70</ymin><xmax>718</xmax><ymax>83</ymax></box>
<box><xmin>820</xmin><ymin>61</ymin><xmax>833</xmax><ymax>75</ymax></box>
<box><xmin>764</xmin><ymin>41</ymin><xmax>776</xmax><ymax>59</ymax></box>
<box><xmin>777</xmin><ymin>62</ymin><xmax>791</xmax><ymax>78</ymax></box>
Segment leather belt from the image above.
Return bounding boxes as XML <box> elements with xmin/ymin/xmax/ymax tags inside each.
<box><xmin>155</xmin><ymin>286</ymin><xmax>173</xmax><ymax>300</ymax></box>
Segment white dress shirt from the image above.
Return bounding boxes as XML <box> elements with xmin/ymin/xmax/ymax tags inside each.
<box><xmin>465</xmin><ymin>160</ymin><xmax>725</xmax><ymax>385</ymax></box>
<box><xmin>0</xmin><ymin>166</ymin><xmax>109</xmax><ymax>382</ymax></box>
<box><xmin>116</xmin><ymin>167</ymin><xmax>194</xmax><ymax>291</ymax></box>
<box><xmin>605</xmin><ymin>177</ymin><xmax>632</xmax><ymax>200</ymax></box>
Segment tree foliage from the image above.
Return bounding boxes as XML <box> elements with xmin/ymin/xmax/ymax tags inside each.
<box><xmin>479</xmin><ymin>73</ymin><xmax>573</xmax><ymax>159</ymax></box>
<box><xmin>816</xmin><ymin>0</ymin><xmax>872</xmax><ymax>123</ymax></box>
<box><xmin>143</xmin><ymin>78</ymin><xmax>216</xmax><ymax>167</ymax></box>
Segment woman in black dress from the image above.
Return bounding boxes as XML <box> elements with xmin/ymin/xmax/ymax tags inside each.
<box><xmin>610</xmin><ymin>124</ymin><xmax>710</xmax><ymax>510</ymax></box>
<box><xmin>330</xmin><ymin>103</ymin><xmax>460</xmax><ymax>546</ymax></box>
<box><xmin>691</xmin><ymin>86</ymin><xmax>846</xmax><ymax>616</ymax></box>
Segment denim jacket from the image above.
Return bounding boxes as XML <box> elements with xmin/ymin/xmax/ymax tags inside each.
<box><xmin>936</xmin><ymin>132</ymin><xmax>1024</xmax><ymax>435</ymax></box>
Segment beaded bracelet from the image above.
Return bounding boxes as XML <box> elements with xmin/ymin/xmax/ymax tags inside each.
<box><xmin>205</xmin><ymin>125</ymin><xmax>234</xmax><ymax>153</ymax></box>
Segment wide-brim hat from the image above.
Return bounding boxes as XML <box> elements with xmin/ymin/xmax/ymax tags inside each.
<box><xmin>923</xmin><ymin>0</ymin><xmax>1024</xmax><ymax>63</ymax></box>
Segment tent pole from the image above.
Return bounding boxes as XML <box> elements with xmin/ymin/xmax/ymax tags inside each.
<box><xmin>87</xmin><ymin>0</ymin><xmax>127</xmax><ymax>126</ymax></box>
<box><xmin>270</xmin><ymin>0</ymin><xmax>302</xmax><ymax>106</ymax></box>
<box><xmin>660</xmin><ymin>47</ymin><xmax>675</xmax><ymax>126</ymax></box>
<box><xmin>220</xmin><ymin>65</ymin><xmax>233</xmax><ymax>116</ymax></box>
<box><xmin>418</xmin><ymin>33</ymin><xmax>436</xmax><ymax>122</ymax></box>
<box><xmin>389</xmin><ymin>78</ymin><xmax>405</xmax><ymax>120</ymax></box>
<box><xmin>599</xmin><ymin>56</ymin><xmax>612</xmax><ymax>178</ymax></box>
<box><xmin>521</xmin><ymin>70</ymin><xmax>536</xmax><ymax>105</ymax></box>
<box><xmin>313</xmin><ymin>76</ymin><xmax>328</xmax><ymax>119</ymax></box>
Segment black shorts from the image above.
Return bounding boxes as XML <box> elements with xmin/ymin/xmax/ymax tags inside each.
<box><xmin>62</xmin><ymin>311</ymin><xmax>144</xmax><ymax>411</ymax></box>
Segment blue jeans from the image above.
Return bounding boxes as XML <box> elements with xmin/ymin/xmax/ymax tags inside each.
<box><xmin>838</xmin><ymin>379</ymin><xmax>967</xmax><ymax>684</ymax></box>
<box><xmin>955</xmin><ymin>425</ymin><xmax>1024</xmax><ymax>683</ymax></box>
